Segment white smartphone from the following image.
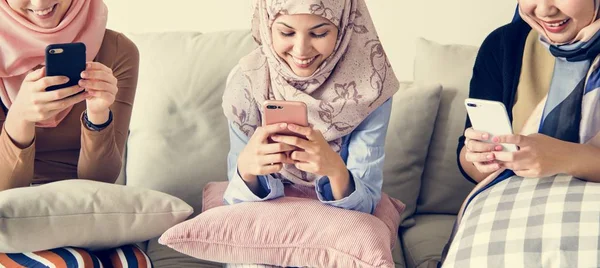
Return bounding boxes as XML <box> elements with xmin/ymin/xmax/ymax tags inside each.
<box><xmin>464</xmin><ymin>98</ymin><xmax>518</xmax><ymax>152</ymax></box>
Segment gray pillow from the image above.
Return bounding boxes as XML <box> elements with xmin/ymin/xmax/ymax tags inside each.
<box><xmin>413</xmin><ymin>38</ymin><xmax>479</xmax><ymax>215</ymax></box>
<box><xmin>383</xmin><ymin>82</ymin><xmax>442</xmax><ymax>227</ymax></box>
<box><xmin>0</xmin><ymin>180</ymin><xmax>192</xmax><ymax>253</ymax></box>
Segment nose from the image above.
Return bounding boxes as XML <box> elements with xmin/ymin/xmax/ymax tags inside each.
<box><xmin>535</xmin><ymin>0</ymin><xmax>559</xmax><ymax>18</ymax></box>
<box><xmin>292</xmin><ymin>35</ymin><xmax>312</xmax><ymax>56</ymax></box>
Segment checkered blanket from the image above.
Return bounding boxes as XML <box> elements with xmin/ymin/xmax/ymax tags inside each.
<box><xmin>442</xmin><ymin>175</ymin><xmax>600</xmax><ymax>268</ymax></box>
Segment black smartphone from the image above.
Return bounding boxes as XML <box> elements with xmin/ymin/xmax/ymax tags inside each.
<box><xmin>45</xmin><ymin>42</ymin><xmax>86</xmax><ymax>92</ymax></box>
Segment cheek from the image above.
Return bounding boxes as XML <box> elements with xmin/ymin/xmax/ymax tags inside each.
<box><xmin>6</xmin><ymin>0</ymin><xmax>26</xmax><ymax>13</ymax></box>
<box><xmin>316</xmin><ymin>36</ymin><xmax>337</xmax><ymax>58</ymax></box>
<box><xmin>272</xmin><ymin>36</ymin><xmax>293</xmax><ymax>56</ymax></box>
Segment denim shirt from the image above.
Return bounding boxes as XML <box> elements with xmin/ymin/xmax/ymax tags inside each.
<box><xmin>223</xmin><ymin>98</ymin><xmax>392</xmax><ymax>214</ymax></box>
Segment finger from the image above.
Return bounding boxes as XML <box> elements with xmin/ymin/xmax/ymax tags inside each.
<box><xmin>79</xmin><ymin>79</ymin><xmax>117</xmax><ymax>94</ymax></box>
<box><xmin>259</xmin><ymin>153</ymin><xmax>288</xmax><ymax>165</ymax></box>
<box><xmin>287</xmin><ymin>124</ymin><xmax>318</xmax><ymax>141</ymax></box>
<box><xmin>294</xmin><ymin>162</ymin><xmax>315</xmax><ymax>173</ymax></box>
<box><xmin>256</xmin><ymin>123</ymin><xmax>288</xmax><ymax>141</ymax></box>
<box><xmin>86</xmin><ymin>90</ymin><xmax>115</xmax><ymax>101</ymax></box>
<box><xmin>466</xmin><ymin>140</ymin><xmax>496</xmax><ymax>153</ymax></box>
<box><xmin>35</xmin><ymin>76</ymin><xmax>71</xmax><ymax>92</ymax></box>
<box><xmin>25</xmin><ymin>67</ymin><xmax>47</xmax><ymax>82</ymax></box>
<box><xmin>43</xmin><ymin>91</ymin><xmax>89</xmax><ymax>111</ymax></box>
<box><xmin>290</xmin><ymin>151</ymin><xmax>311</xmax><ymax>162</ymax></box>
<box><xmin>37</xmin><ymin>85</ymin><xmax>84</xmax><ymax>102</ymax></box>
<box><xmin>473</xmin><ymin>161</ymin><xmax>501</xmax><ymax>173</ymax></box>
<box><xmin>465</xmin><ymin>128</ymin><xmax>490</xmax><ymax>141</ymax></box>
<box><xmin>258</xmin><ymin>143</ymin><xmax>296</xmax><ymax>155</ymax></box>
<box><xmin>271</xmin><ymin>135</ymin><xmax>311</xmax><ymax>150</ymax></box>
<box><xmin>493</xmin><ymin>134</ymin><xmax>525</xmax><ymax>145</ymax></box>
<box><xmin>258</xmin><ymin>163</ymin><xmax>283</xmax><ymax>175</ymax></box>
<box><xmin>493</xmin><ymin>151</ymin><xmax>527</xmax><ymax>162</ymax></box>
<box><xmin>81</xmin><ymin>70</ymin><xmax>118</xmax><ymax>85</ymax></box>
<box><xmin>86</xmin><ymin>62</ymin><xmax>113</xmax><ymax>74</ymax></box>
<box><xmin>465</xmin><ymin>152</ymin><xmax>495</xmax><ymax>163</ymax></box>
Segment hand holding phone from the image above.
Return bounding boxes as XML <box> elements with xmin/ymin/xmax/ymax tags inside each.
<box><xmin>45</xmin><ymin>42</ymin><xmax>86</xmax><ymax>93</ymax></box>
<box><xmin>465</xmin><ymin>98</ymin><xmax>518</xmax><ymax>152</ymax></box>
<box><xmin>463</xmin><ymin>98</ymin><xmax>518</xmax><ymax>174</ymax></box>
<box><xmin>262</xmin><ymin>100</ymin><xmax>309</xmax><ymax>139</ymax></box>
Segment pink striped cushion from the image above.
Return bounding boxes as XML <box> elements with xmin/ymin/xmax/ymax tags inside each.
<box><xmin>159</xmin><ymin>182</ymin><xmax>405</xmax><ymax>268</ymax></box>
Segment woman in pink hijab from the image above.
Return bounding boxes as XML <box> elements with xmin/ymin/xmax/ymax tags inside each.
<box><xmin>0</xmin><ymin>0</ymin><xmax>148</xmax><ymax>266</ymax></box>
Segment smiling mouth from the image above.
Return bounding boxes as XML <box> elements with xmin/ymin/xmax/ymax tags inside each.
<box><xmin>28</xmin><ymin>4</ymin><xmax>57</xmax><ymax>17</ymax></box>
<box><xmin>544</xmin><ymin>18</ymin><xmax>570</xmax><ymax>27</ymax></box>
<box><xmin>289</xmin><ymin>54</ymin><xmax>319</xmax><ymax>68</ymax></box>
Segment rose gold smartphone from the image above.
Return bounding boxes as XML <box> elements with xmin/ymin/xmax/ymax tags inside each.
<box><xmin>262</xmin><ymin>100</ymin><xmax>308</xmax><ymax>138</ymax></box>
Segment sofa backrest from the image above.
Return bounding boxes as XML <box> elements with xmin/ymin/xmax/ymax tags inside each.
<box><xmin>124</xmin><ymin>30</ymin><xmax>257</xmax><ymax>215</ymax></box>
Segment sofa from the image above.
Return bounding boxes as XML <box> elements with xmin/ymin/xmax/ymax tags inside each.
<box><xmin>118</xmin><ymin>29</ymin><xmax>481</xmax><ymax>268</ymax></box>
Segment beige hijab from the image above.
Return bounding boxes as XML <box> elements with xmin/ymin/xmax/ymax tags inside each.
<box><xmin>222</xmin><ymin>0</ymin><xmax>399</xmax><ymax>185</ymax></box>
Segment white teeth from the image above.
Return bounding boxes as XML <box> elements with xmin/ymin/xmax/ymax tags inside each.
<box><xmin>548</xmin><ymin>19</ymin><xmax>569</xmax><ymax>27</ymax></box>
<box><xmin>31</xmin><ymin>6</ymin><xmax>54</xmax><ymax>16</ymax></box>
<box><xmin>292</xmin><ymin>56</ymin><xmax>317</xmax><ymax>66</ymax></box>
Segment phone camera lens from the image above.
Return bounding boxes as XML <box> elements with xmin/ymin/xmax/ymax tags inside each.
<box><xmin>467</xmin><ymin>103</ymin><xmax>477</xmax><ymax>107</ymax></box>
<box><xmin>49</xmin><ymin>49</ymin><xmax>55</xmax><ymax>54</ymax></box>
<box><xmin>277</xmin><ymin>106</ymin><xmax>283</xmax><ymax>109</ymax></box>
<box><xmin>267</xmin><ymin>105</ymin><xmax>277</xmax><ymax>109</ymax></box>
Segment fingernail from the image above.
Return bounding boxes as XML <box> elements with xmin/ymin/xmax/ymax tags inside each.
<box><xmin>492</xmin><ymin>137</ymin><xmax>499</xmax><ymax>143</ymax></box>
<box><xmin>279</xmin><ymin>123</ymin><xmax>287</xmax><ymax>128</ymax></box>
<box><xmin>496</xmin><ymin>146</ymin><xmax>503</xmax><ymax>151</ymax></box>
<box><xmin>487</xmin><ymin>154</ymin><xmax>493</xmax><ymax>160</ymax></box>
<box><xmin>271</xmin><ymin>136</ymin><xmax>279</xmax><ymax>140</ymax></box>
<box><xmin>62</xmin><ymin>77</ymin><xmax>70</xmax><ymax>83</ymax></box>
<box><xmin>482</xmin><ymin>133</ymin><xmax>489</xmax><ymax>139</ymax></box>
<box><xmin>81</xmin><ymin>72</ymin><xmax>87</xmax><ymax>78</ymax></box>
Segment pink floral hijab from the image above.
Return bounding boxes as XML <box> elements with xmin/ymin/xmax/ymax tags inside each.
<box><xmin>0</xmin><ymin>0</ymin><xmax>107</xmax><ymax>127</ymax></box>
<box><xmin>222</xmin><ymin>0</ymin><xmax>399</xmax><ymax>185</ymax></box>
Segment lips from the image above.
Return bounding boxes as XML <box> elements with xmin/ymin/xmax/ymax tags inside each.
<box><xmin>289</xmin><ymin>54</ymin><xmax>319</xmax><ymax>69</ymax></box>
<box><xmin>541</xmin><ymin>18</ymin><xmax>570</xmax><ymax>34</ymax></box>
<box><xmin>28</xmin><ymin>4</ymin><xmax>57</xmax><ymax>19</ymax></box>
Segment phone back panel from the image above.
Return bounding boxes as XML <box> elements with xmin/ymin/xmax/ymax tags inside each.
<box><xmin>45</xmin><ymin>43</ymin><xmax>86</xmax><ymax>91</ymax></box>
<box><xmin>262</xmin><ymin>100</ymin><xmax>308</xmax><ymax>137</ymax></box>
<box><xmin>465</xmin><ymin>98</ymin><xmax>518</xmax><ymax>152</ymax></box>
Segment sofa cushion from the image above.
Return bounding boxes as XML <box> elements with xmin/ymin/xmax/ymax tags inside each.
<box><xmin>413</xmin><ymin>38</ymin><xmax>479</xmax><ymax>215</ymax></box>
<box><xmin>159</xmin><ymin>181</ymin><xmax>404</xmax><ymax>268</ymax></box>
<box><xmin>124</xmin><ymin>30</ymin><xmax>256</xmax><ymax>216</ymax></box>
<box><xmin>383</xmin><ymin>82</ymin><xmax>442</xmax><ymax>227</ymax></box>
<box><xmin>401</xmin><ymin>214</ymin><xmax>456</xmax><ymax>268</ymax></box>
<box><xmin>0</xmin><ymin>180</ymin><xmax>192</xmax><ymax>253</ymax></box>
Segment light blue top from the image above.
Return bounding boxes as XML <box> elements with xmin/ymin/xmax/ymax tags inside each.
<box><xmin>223</xmin><ymin>98</ymin><xmax>392</xmax><ymax>214</ymax></box>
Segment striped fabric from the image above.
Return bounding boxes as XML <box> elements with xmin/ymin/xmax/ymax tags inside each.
<box><xmin>0</xmin><ymin>245</ymin><xmax>152</xmax><ymax>268</ymax></box>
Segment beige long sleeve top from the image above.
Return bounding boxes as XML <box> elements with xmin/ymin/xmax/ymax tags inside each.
<box><xmin>0</xmin><ymin>30</ymin><xmax>139</xmax><ymax>190</ymax></box>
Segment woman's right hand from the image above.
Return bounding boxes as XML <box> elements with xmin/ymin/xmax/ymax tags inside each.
<box><xmin>463</xmin><ymin>127</ymin><xmax>503</xmax><ymax>174</ymax></box>
<box><xmin>9</xmin><ymin>67</ymin><xmax>89</xmax><ymax>124</ymax></box>
<box><xmin>237</xmin><ymin>123</ymin><xmax>296</xmax><ymax>183</ymax></box>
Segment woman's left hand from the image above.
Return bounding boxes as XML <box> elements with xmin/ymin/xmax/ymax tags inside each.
<box><xmin>493</xmin><ymin>133</ymin><xmax>572</xmax><ymax>178</ymax></box>
<box><xmin>271</xmin><ymin>124</ymin><xmax>347</xmax><ymax>178</ymax></box>
<box><xmin>80</xmin><ymin>62</ymin><xmax>118</xmax><ymax>124</ymax></box>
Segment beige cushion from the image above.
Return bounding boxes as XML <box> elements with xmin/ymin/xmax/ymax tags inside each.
<box><xmin>413</xmin><ymin>38</ymin><xmax>479</xmax><ymax>215</ymax></box>
<box><xmin>0</xmin><ymin>180</ymin><xmax>193</xmax><ymax>253</ymax></box>
<box><xmin>124</xmin><ymin>30</ymin><xmax>256</xmax><ymax>216</ymax></box>
<box><xmin>401</xmin><ymin>214</ymin><xmax>456</xmax><ymax>268</ymax></box>
<box><xmin>383</xmin><ymin>82</ymin><xmax>442</xmax><ymax>227</ymax></box>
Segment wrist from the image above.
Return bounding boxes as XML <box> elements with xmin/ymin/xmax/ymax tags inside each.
<box><xmin>86</xmin><ymin>109</ymin><xmax>110</xmax><ymax>125</ymax></box>
<box><xmin>4</xmin><ymin>110</ymin><xmax>35</xmax><ymax>148</ymax></box>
